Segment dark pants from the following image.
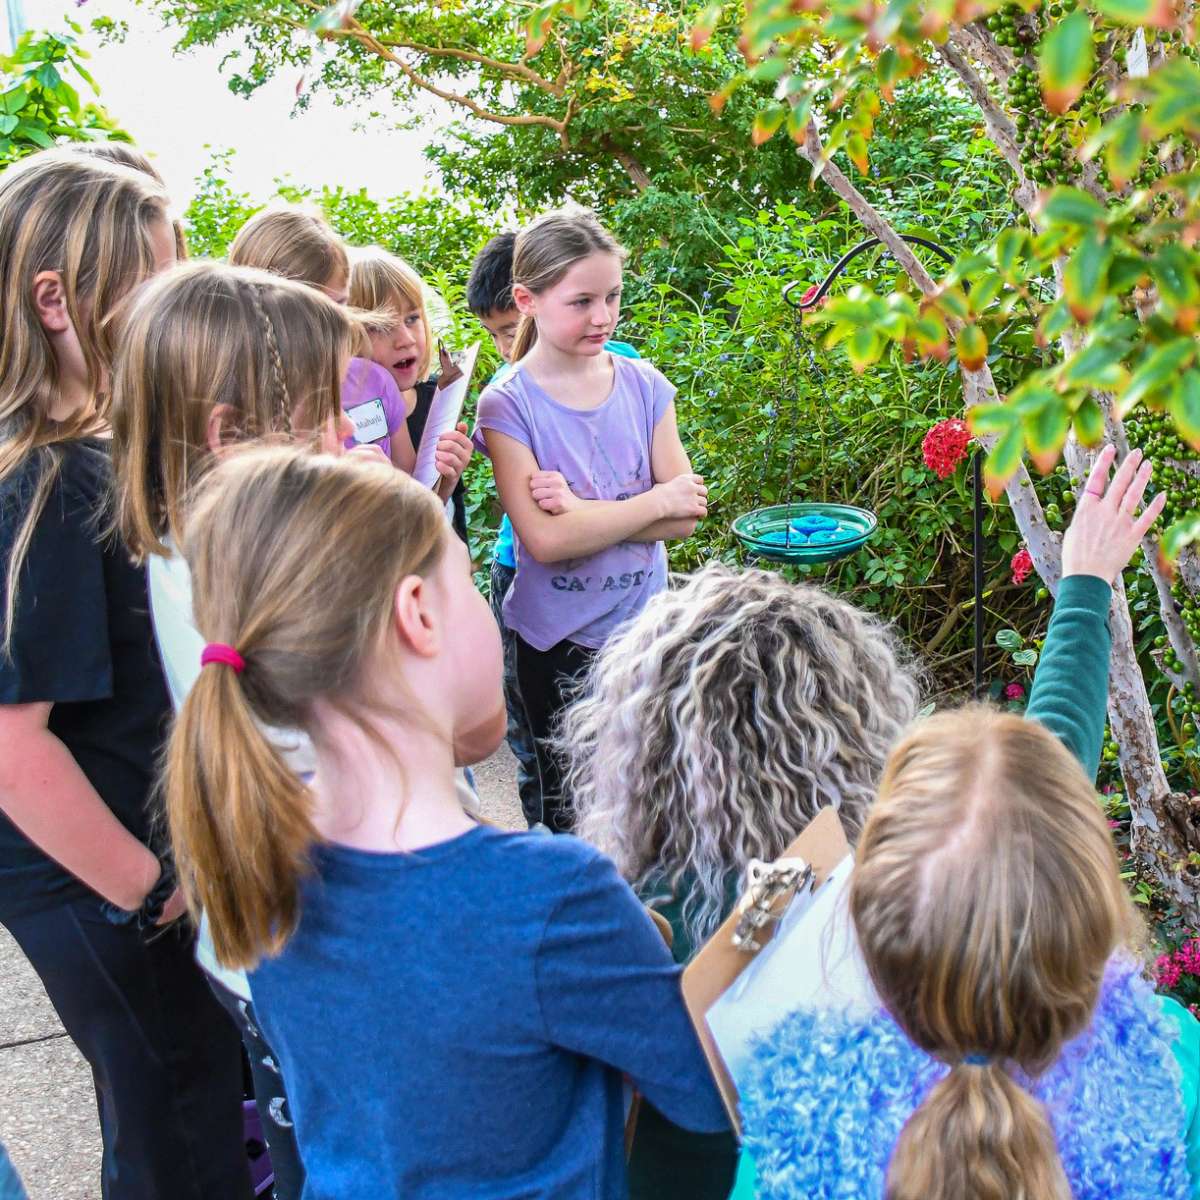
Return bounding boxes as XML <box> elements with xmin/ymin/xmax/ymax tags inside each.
<box><xmin>209</xmin><ymin>977</ymin><xmax>305</xmax><ymax>1200</ymax></box>
<box><xmin>514</xmin><ymin>633</ymin><xmax>596</xmax><ymax>833</ymax></box>
<box><xmin>489</xmin><ymin>560</ymin><xmax>541</xmax><ymax>825</ymax></box>
<box><xmin>4</xmin><ymin>899</ymin><xmax>252</xmax><ymax>1200</ymax></box>
<box><xmin>628</xmin><ymin>1101</ymin><xmax>739</xmax><ymax>1200</ymax></box>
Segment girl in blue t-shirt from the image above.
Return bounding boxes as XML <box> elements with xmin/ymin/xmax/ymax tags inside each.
<box><xmin>163</xmin><ymin>444</ymin><xmax>728</xmax><ymax>1199</ymax></box>
<box><xmin>474</xmin><ymin>208</ymin><xmax>707</xmax><ymax>833</ymax></box>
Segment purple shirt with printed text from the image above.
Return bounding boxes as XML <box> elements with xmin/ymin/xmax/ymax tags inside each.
<box><xmin>341</xmin><ymin>357</ymin><xmax>407</xmax><ymax>460</ymax></box>
<box><xmin>473</xmin><ymin>355</ymin><xmax>675</xmax><ymax>651</ymax></box>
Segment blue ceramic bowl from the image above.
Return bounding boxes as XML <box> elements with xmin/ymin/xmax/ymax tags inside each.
<box><xmin>731</xmin><ymin>502</ymin><xmax>877</xmax><ymax>564</ymax></box>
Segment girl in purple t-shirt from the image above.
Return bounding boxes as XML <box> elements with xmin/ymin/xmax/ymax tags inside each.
<box><xmin>473</xmin><ymin>209</ymin><xmax>707</xmax><ymax>834</ymax></box>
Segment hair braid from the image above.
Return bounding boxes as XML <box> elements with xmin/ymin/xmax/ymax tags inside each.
<box><xmin>248</xmin><ymin>282</ymin><xmax>292</xmax><ymax>434</ymax></box>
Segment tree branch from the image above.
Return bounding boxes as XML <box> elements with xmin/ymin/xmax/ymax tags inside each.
<box><xmin>374</xmin><ymin>37</ymin><xmax>565</xmax><ymax>95</ymax></box>
<box><xmin>326</xmin><ymin>18</ymin><xmax>567</xmax><ymax>132</ymax></box>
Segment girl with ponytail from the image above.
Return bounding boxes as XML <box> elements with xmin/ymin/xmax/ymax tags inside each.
<box><xmin>738</xmin><ymin>447</ymin><xmax>1200</xmax><ymax>1199</ymax></box>
<box><xmin>0</xmin><ymin>150</ymin><xmax>252</xmax><ymax>1197</ymax></box>
<box><xmin>474</xmin><ymin>207</ymin><xmax>708</xmax><ymax>833</ymax></box>
<box><xmin>111</xmin><ymin>259</ymin><xmax>370</xmax><ymax>1200</ymax></box>
<box><xmin>164</xmin><ymin>444</ymin><xmax>728</xmax><ymax>1196</ymax></box>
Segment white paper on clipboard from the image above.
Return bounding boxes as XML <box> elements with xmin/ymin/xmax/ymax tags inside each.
<box><xmin>413</xmin><ymin>342</ymin><xmax>481</xmax><ymax>489</ymax></box>
<box><xmin>705</xmin><ymin>854</ymin><xmax>876</xmax><ymax>1091</ymax></box>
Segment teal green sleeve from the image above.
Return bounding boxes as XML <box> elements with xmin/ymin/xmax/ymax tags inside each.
<box><xmin>1157</xmin><ymin>994</ymin><xmax>1200</xmax><ymax>1198</ymax></box>
<box><xmin>1023</xmin><ymin>574</ymin><xmax>1112</xmax><ymax>781</ymax></box>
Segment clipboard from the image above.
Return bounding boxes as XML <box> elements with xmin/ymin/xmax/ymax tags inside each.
<box><xmin>681</xmin><ymin>806</ymin><xmax>859</xmax><ymax>1132</ymax></box>
<box><xmin>412</xmin><ymin>341</ymin><xmax>481</xmax><ymax>489</ymax></box>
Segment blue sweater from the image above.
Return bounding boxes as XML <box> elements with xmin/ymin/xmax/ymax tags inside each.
<box><xmin>250</xmin><ymin>826</ymin><xmax>728</xmax><ymax>1199</ymax></box>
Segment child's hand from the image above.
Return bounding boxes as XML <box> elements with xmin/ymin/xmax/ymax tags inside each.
<box><xmin>530</xmin><ymin>470</ymin><xmax>581</xmax><ymax>515</ymax></box>
<box><xmin>435</xmin><ymin>423</ymin><xmax>473</xmax><ymax>484</ymax></box>
<box><xmin>655</xmin><ymin>472</ymin><xmax>709</xmax><ymax>521</ymax></box>
<box><xmin>1062</xmin><ymin>444</ymin><xmax>1166</xmax><ymax>583</ymax></box>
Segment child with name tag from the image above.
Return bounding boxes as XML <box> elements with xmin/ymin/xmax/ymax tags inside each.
<box><xmin>163</xmin><ymin>443</ymin><xmax>729</xmax><ymax>1199</ymax></box>
<box><xmin>473</xmin><ymin>209</ymin><xmax>707</xmax><ymax>833</ymax></box>
<box><xmin>111</xmin><ymin>260</ymin><xmax>371</xmax><ymax>1200</ymax></box>
<box><xmin>737</xmin><ymin>447</ymin><xmax>1200</xmax><ymax>1200</ymax></box>
<box><xmin>349</xmin><ymin>246</ymin><xmax>472</xmax><ymax>544</ymax></box>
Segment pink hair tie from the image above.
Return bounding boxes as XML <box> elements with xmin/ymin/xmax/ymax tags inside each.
<box><xmin>200</xmin><ymin>643</ymin><xmax>246</xmax><ymax>674</ymax></box>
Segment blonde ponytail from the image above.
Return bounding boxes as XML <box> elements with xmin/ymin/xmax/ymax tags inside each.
<box><xmin>167</xmin><ymin>661</ymin><xmax>315</xmax><ymax>969</ymax></box>
<box><xmin>163</xmin><ymin>443</ymin><xmax>446</xmax><ymax>968</ymax></box>
<box><xmin>888</xmin><ymin>1062</ymin><xmax>1067</xmax><ymax>1200</ymax></box>
<box><xmin>510</xmin><ymin>313</ymin><xmax>538</xmax><ymax>362</ymax></box>
<box><xmin>510</xmin><ymin>207</ymin><xmax>626</xmax><ymax>363</ymax></box>
<box><xmin>851</xmin><ymin>706</ymin><xmax>1140</xmax><ymax>1200</ymax></box>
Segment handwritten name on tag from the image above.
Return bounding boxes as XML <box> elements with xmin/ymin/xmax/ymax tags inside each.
<box><xmin>346</xmin><ymin>398</ymin><xmax>389</xmax><ymax>445</ymax></box>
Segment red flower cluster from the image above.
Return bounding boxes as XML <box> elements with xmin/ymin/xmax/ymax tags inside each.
<box><xmin>921</xmin><ymin>418</ymin><xmax>971</xmax><ymax>480</ymax></box>
<box><xmin>1004</xmin><ymin>682</ymin><xmax>1026</xmax><ymax>701</ymax></box>
<box><xmin>1011</xmin><ymin>547</ymin><xmax>1034</xmax><ymax>586</ymax></box>
<box><xmin>1155</xmin><ymin>938</ymin><xmax>1200</xmax><ymax>991</ymax></box>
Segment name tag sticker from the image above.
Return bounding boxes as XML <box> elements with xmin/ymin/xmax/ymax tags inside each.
<box><xmin>346</xmin><ymin>398</ymin><xmax>389</xmax><ymax>444</ymax></box>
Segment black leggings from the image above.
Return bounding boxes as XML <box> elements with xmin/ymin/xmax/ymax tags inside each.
<box><xmin>514</xmin><ymin>634</ymin><xmax>596</xmax><ymax>833</ymax></box>
<box><xmin>4</xmin><ymin>899</ymin><xmax>252</xmax><ymax>1200</ymax></box>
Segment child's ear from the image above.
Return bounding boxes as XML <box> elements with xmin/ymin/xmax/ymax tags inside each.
<box><xmin>511</xmin><ymin>283</ymin><xmax>537</xmax><ymax>317</ymax></box>
<box><xmin>206</xmin><ymin>404</ymin><xmax>242</xmax><ymax>455</ymax></box>
<box><xmin>392</xmin><ymin>575</ymin><xmax>439</xmax><ymax>658</ymax></box>
<box><xmin>32</xmin><ymin>271</ymin><xmax>71</xmax><ymax>334</ymax></box>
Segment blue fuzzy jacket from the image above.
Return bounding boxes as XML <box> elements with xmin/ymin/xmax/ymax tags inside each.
<box><xmin>739</xmin><ymin>956</ymin><xmax>1191</xmax><ymax>1199</ymax></box>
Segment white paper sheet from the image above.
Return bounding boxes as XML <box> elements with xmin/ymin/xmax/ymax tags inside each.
<box><xmin>413</xmin><ymin>342</ymin><xmax>481</xmax><ymax>489</ymax></box>
<box><xmin>706</xmin><ymin>854</ymin><xmax>877</xmax><ymax>1089</ymax></box>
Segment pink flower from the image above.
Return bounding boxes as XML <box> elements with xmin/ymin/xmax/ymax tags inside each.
<box><xmin>1156</xmin><ymin>953</ymin><xmax>1183</xmax><ymax>990</ymax></box>
<box><xmin>1004</xmin><ymin>682</ymin><xmax>1026</xmax><ymax>701</ymax></box>
<box><xmin>921</xmin><ymin>418</ymin><xmax>971</xmax><ymax>480</ymax></box>
<box><xmin>1011</xmin><ymin>547</ymin><xmax>1034</xmax><ymax>586</ymax></box>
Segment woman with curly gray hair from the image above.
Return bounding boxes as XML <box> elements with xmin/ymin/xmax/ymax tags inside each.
<box><xmin>561</xmin><ymin>561</ymin><xmax>920</xmax><ymax>1200</ymax></box>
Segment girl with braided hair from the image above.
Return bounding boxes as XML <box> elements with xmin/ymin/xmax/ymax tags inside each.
<box><xmin>110</xmin><ymin>259</ymin><xmax>371</xmax><ymax>1199</ymax></box>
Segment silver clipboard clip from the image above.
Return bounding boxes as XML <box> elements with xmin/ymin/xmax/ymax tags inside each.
<box><xmin>731</xmin><ymin>856</ymin><xmax>814</xmax><ymax>953</ymax></box>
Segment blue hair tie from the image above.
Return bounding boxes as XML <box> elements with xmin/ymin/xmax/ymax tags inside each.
<box><xmin>963</xmin><ymin>1052</ymin><xmax>991</xmax><ymax>1066</ymax></box>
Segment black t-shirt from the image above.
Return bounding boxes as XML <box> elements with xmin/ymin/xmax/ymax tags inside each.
<box><xmin>407</xmin><ymin>378</ymin><xmax>470</xmax><ymax>549</ymax></box>
<box><xmin>0</xmin><ymin>439</ymin><xmax>171</xmax><ymax>918</ymax></box>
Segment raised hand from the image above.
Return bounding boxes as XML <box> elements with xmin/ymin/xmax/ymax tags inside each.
<box><xmin>1061</xmin><ymin>445</ymin><xmax>1166</xmax><ymax>583</ymax></box>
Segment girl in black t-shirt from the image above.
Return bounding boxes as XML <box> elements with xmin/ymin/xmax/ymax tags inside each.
<box><xmin>0</xmin><ymin>149</ymin><xmax>252</xmax><ymax>1199</ymax></box>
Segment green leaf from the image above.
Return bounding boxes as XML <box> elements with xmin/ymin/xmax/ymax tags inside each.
<box><xmin>1091</xmin><ymin>0</ymin><xmax>1174</xmax><ymax>24</ymax></box>
<box><xmin>993</xmin><ymin>228</ymin><xmax>1031</xmax><ymax>284</ymax></box>
<box><xmin>846</xmin><ymin>132</ymin><xmax>869</xmax><ymax>174</ymax></box>
<box><xmin>1162</xmin><ymin>511</ymin><xmax>1200</xmax><ymax>562</ymax></box>
<box><xmin>1121</xmin><ymin>340</ymin><xmax>1197</xmax><ymax>413</ymax></box>
<box><xmin>1024</xmin><ymin>394</ymin><xmax>1071</xmax><ymax>472</ymax></box>
<box><xmin>1038</xmin><ymin>186</ymin><xmax>1108</xmax><ymax>232</ymax></box>
<box><xmin>1149</xmin><ymin>245</ymin><xmax>1200</xmax><ymax>313</ymax></box>
<box><xmin>846</xmin><ymin>326</ymin><xmax>884</xmax><ymax>373</ymax></box>
<box><xmin>1012</xmin><ymin>648</ymin><xmax>1040</xmax><ymax>666</ymax></box>
<box><xmin>1060</xmin><ymin>338</ymin><xmax>1129</xmax><ymax>391</ymax></box>
<box><xmin>1168</xmin><ymin>370</ymin><xmax>1200</xmax><ymax>449</ymax></box>
<box><xmin>751</xmin><ymin>102</ymin><xmax>787</xmax><ymax>146</ymax></box>
<box><xmin>13</xmin><ymin>122</ymin><xmax>53</xmax><ymax>149</ymax></box>
<box><xmin>968</xmin><ymin>403</ymin><xmax>1017</xmax><ymax>436</ymax></box>
<box><xmin>1107</xmin><ymin>111</ymin><xmax>1145</xmax><ymax>188</ymax></box>
<box><xmin>1061</xmin><ymin>233</ymin><xmax>1113</xmax><ymax>322</ymax></box>
<box><xmin>996</xmin><ymin>628</ymin><xmax>1024</xmax><ymax>651</ymax></box>
<box><xmin>1072</xmin><ymin>396</ymin><xmax>1106</xmax><ymax>446</ymax></box>
<box><xmin>0</xmin><ymin>87</ymin><xmax>27</xmax><ymax>116</ymax></box>
<box><xmin>1038</xmin><ymin>11</ymin><xmax>1095</xmax><ymax>115</ymax></box>
<box><xmin>956</xmin><ymin>324</ymin><xmax>988</xmax><ymax>371</ymax></box>
<box><xmin>33</xmin><ymin>63</ymin><xmax>61</xmax><ymax>92</ymax></box>
<box><xmin>0</xmin><ymin>115</ymin><xmax>18</xmax><ymax>136</ymax></box>
<box><xmin>983</xmin><ymin>423</ymin><xmax>1025</xmax><ymax>498</ymax></box>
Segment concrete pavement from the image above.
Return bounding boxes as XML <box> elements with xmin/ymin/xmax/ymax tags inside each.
<box><xmin>0</xmin><ymin>744</ymin><xmax>521</xmax><ymax>1199</ymax></box>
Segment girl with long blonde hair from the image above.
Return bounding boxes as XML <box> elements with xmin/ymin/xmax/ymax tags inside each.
<box><xmin>111</xmin><ymin>259</ymin><xmax>372</xmax><ymax>1200</ymax></box>
<box><xmin>738</xmin><ymin>446</ymin><xmax>1199</xmax><ymax>1199</ymax></box>
<box><xmin>0</xmin><ymin>149</ymin><xmax>252</xmax><ymax>1197</ymax></box>
<box><xmin>474</xmin><ymin>208</ymin><xmax>708</xmax><ymax>833</ymax></box>
<box><xmin>163</xmin><ymin>443</ymin><xmax>728</xmax><ymax>1195</ymax></box>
